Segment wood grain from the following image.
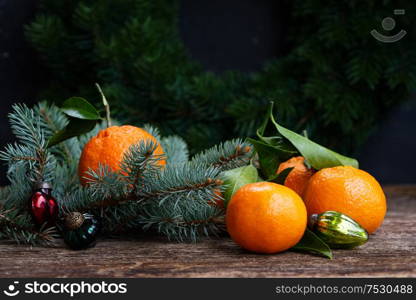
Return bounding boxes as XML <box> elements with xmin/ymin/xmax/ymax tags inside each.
<box><xmin>0</xmin><ymin>185</ymin><xmax>415</xmax><ymax>278</ymax></box>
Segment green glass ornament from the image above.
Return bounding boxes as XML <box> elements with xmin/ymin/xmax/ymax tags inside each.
<box><xmin>63</xmin><ymin>212</ymin><xmax>100</xmax><ymax>250</ymax></box>
<box><xmin>308</xmin><ymin>211</ymin><xmax>369</xmax><ymax>249</ymax></box>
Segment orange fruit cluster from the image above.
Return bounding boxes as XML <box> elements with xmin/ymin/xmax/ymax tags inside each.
<box><xmin>78</xmin><ymin>125</ymin><xmax>386</xmax><ymax>254</ymax></box>
<box><xmin>78</xmin><ymin>125</ymin><xmax>165</xmax><ymax>185</ymax></box>
<box><xmin>226</xmin><ymin>156</ymin><xmax>386</xmax><ymax>254</ymax></box>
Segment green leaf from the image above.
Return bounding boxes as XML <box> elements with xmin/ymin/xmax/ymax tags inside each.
<box><xmin>220</xmin><ymin>165</ymin><xmax>259</xmax><ymax>205</ymax></box>
<box><xmin>246</xmin><ymin>102</ymin><xmax>298</xmax><ymax>179</ymax></box>
<box><xmin>265</xmin><ymin>102</ymin><xmax>358</xmax><ymax>170</ymax></box>
<box><xmin>292</xmin><ymin>229</ymin><xmax>333</xmax><ymax>259</ymax></box>
<box><xmin>47</xmin><ymin>97</ymin><xmax>101</xmax><ymax>147</ymax></box>
<box><xmin>269</xmin><ymin>167</ymin><xmax>294</xmax><ymax>184</ymax></box>
<box><xmin>247</xmin><ymin>138</ymin><xmax>296</xmax><ymax>180</ymax></box>
<box><xmin>47</xmin><ymin>118</ymin><xmax>96</xmax><ymax>147</ymax></box>
<box><xmin>61</xmin><ymin>97</ymin><xmax>101</xmax><ymax>120</ymax></box>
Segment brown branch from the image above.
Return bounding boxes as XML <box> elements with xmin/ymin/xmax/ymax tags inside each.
<box><xmin>12</xmin><ymin>156</ymin><xmax>38</xmax><ymax>162</ymax></box>
<box><xmin>82</xmin><ymin>192</ymin><xmax>138</xmax><ymax>210</ymax></box>
<box><xmin>35</xmin><ymin>148</ymin><xmax>48</xmax><ymax>182</ymax></box>
<box><xmin>139</xmin><ymin>178</ymin><xmax>223</xmax><ymax>201</ymax></box>
<box><xmin>162</xmin><ymin>215</ymin><xmax>225</xmax><ymax>226</ymax></box>
<box><xmin>83</xmin><ymin>177</ymin><xmax>223</xmax><ymax>211</ymax></box>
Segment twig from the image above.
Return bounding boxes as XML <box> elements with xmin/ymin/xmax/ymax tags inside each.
<box><xmin>139</xmin><ymin>178</ymin><xmax>224</xmax><ymax>201</ymax></box>
<box><xmin>82</xmin><ymin>177</ymin><xmax>224</xmax><ymax>211</ymax></box>
<box><xmin>11</xmin><ymin>156</ymin><xmax>38</xmax><ymax>162</ymax></box>
<box><xmin>162</xmin><ymin>215</ymin><xmax>225</xmax><ymax>226</ymax></box>
<box><xmin>95</xmin><ymin>83</ymin><xmax>112</xmax><ymax>128</ymax></box>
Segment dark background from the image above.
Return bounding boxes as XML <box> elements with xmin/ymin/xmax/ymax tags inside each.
<box><xmin>1</xmin><ymin>0</ymin><xmax>415</xmax><ymax>185</ymax></box>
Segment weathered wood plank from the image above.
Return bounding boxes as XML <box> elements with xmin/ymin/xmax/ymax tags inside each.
<box><xmin>0</xmin><ymin>185</ymin><xmax>415</xmax><ymax>278</ymax></box>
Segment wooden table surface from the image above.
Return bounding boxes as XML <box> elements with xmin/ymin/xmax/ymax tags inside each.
<box><xmin>0</xmin><ymin>185</ymin><xmax>415</xmax><ymax>278</ymax></box>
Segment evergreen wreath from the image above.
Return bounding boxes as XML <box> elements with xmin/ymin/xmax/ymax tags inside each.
<box><xmin>25</xmin><ymin>0</ymin><xmax>416</xmax><ymax>154</ymax></box>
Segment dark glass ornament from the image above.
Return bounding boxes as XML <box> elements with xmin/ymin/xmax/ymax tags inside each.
<box><xmin>30</xmin><ymin>182</ymin><xmax>58</xmax><ymax>227</ymax></box>
<box><xmin>63</xmin><ymin>212</ymin><xmax>100</xmax><ymax>250</ymax></box>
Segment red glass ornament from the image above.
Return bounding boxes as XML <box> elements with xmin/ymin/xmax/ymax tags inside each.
<box><xmin>30</xmin><ymin>182</ymin><xmax>58</xmax><ymax>227</ymax></box>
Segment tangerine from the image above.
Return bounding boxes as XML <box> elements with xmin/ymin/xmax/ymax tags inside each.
<box><xmin>78</xmin><ymin>125</ymin><xmax>165</xmax><ymax>185</ymax></box>
<box><xmin>276</xmin><ymin>156</ymin><xmax>315</xmax><ymax>196</ymax></box>
<box><xmin>303</xmin><ymin>166</ymin><xmax>386</xmax><ymax>234</ymax></box>
<box><xmin>226</xmin><ymin>182</ymin><xmax>307</xmax><ymax>254</ymax></box>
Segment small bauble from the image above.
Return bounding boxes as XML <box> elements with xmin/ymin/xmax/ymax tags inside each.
<box><xmin>30</xmin><ymin>182</ymin><xmax>58</xmax><ymax>227</ymax></box>
<box><xmin>63</xmin><ymin>212</ymin><xmax>100</xmax><ymax>250</ymax></box>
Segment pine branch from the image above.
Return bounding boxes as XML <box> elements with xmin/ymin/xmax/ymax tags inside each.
<box><xmin>0</xmin><ymin>104</ymin><xmax>57</xmax><ymax>184</ymax></box>
<box><xmin>161</xmin><ymin>135</ymin><xmax>189</xmax><ymax>164</ymax></box>
<box><xmin>0</xmin><ymin>186</ymin><xmax>10</xmax><ymax>209</ymax></box>
<box><xmin>68</xmin><ymin>148</ymin><xmax>227</xmax><ymax>240</ymax></box>
<box><xmin>73</xmin><ymin>138</ymin><xmax>165</xmax><ymax>208</ymax></box>
<box><xmin>191</xmin><ymin>139</ymin><xmax>253</xmax><ymax>171</ymax></box>
<box><xmin>1</xmin><ymin>103</ymin><xmax>245</xmax><ymax>244</ymax></box>
<box><xmin>135</xmin><ymin>162</ymin><xmax>225</xmax><ymax>241</ymax></box>
<box><xmin>9</xmin><ymin>104</ymin><xmax>45</xmax><ymax>149</ymax></box>
<box><xmin>143</xmin><ymin>123</ymin><xmax>161</xmax><ymax>142</ymax></box>
<box><xmin>120</xmin><ymin>139</ymin><xmax>165</xmax><ymax>191</ymax></box>
<box><xmin>61</xmin><ymin>138</ymin><xmax>165</xmax><ymax>231</ymax></box>
<box><xmin>2</xmin><ymin>163</ymin><xmax>33</xmax><ymax>211</ymax></box>
<box><xmin>0</xmin><ymin>144</ymin><xmax>38</xmax><ymax>163</ymax></box>
<box><xmin>140</xmin><ymin>201</ymin><xmax>224</xmax><ymax>242</ymax></box>
<box><xmin>35</xmin><ymin>101</ymin><xmax>82</xmax><ymax>164</ymax></box>
<box><xmin>52</xmin><ymin>157</ymin><xmax>80</xmax><ymax>197</ymax></box>
<box><xmin>81</xmin><ymin>165</ymin><xmax>128</xmax><ymax>208</ymax></box>
<box><xmin>0</xmin><ymin>209</ymin><xmax>60</xmax><ymax>246</ymax></box>
<box><xmin>100</xmin><ymin>201</ymin><xmax>142</xmax><ymax>233</ymax></box>
<box><xmin>58</xmin><ymin>187</ymin><xmax>94</xmax><ymax>214</ymax></box>
<box><xmin>138</xmin><ymin>162</ymin><xmax>222</xmax><ymax>202</ymax></box>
